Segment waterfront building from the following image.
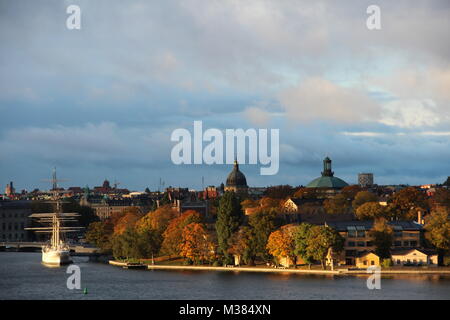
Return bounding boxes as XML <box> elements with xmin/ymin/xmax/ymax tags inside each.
<box><xmin>358</xmin><ymin>173</ymin><xmax>374</xmax><ymax>188</ymax></box>
<box><xmin>326</xmin><ymin>220</ymin><xmax>423</xmax><ymax>265</ymax></box>
<box><xmin>225</xmin><ymin>160</ymin><xmax>249</xmax><ymax>193</ymax></box>
<box><xmin>391</xmin><ymin>248</ymin><xmax>438</xmax><ymax>266</ymax></box>
<box><xmin>306</xmin><ymin>157</ymin><xmax>349</xmax><ymax>189</ymax></box>
<box><xmin>0</xmin><ymin>200</ymin><xmax>32</xmax><ymax>241</ymax></box>
<box><xmin>355</xmin><ymin>251</ymin><xmax>380</xmax><ymax>268</ymax></box>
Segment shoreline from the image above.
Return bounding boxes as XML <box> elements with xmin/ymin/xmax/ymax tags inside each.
<box><xmin>109</xmin><ymin>260</ymin><xmax>450</xmax><ymax>275</ymax></box>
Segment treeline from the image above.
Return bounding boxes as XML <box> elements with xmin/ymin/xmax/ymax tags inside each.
<box><xmin>85</xmin><ymin>188</ymin><xmax>450</xmax><ymax>266</ymax></box>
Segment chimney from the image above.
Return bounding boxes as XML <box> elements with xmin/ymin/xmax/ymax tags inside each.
<box><xmin>417</xmin><ymin>210</ymin><xmax>424</xmax><ymax>225</ymax></box>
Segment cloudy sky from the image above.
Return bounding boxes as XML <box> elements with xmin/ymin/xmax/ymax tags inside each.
<box><xmin>1</xmin><ymin>0</ymin><xmax>449</xmax><ymax>191</ymax></box>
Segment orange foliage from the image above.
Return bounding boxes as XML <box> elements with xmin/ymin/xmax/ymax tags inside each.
<box><xmin>266</xmin><ymin>225</ymin><xmax>297</xmax><ymax>261</ymax></box>
<box><xmin>136</xmin><ymin>205</ymin><xmax>178</xmax><ymax>233</ymax></box>
<box><xmin>179</xmin><ymin>223</ymin><xmax>215</xmax><ymax>263</ymax></box>
<box><xmin>161</xmin><ymin>210</ymin><xmax>202</xmax><ymax>256</ymax></box>
<box><xmin>113</xmin><ymin>208</ymin><xmax>143</xmax><ymax>235</ymax></box>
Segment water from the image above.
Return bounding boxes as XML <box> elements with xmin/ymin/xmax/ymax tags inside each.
<box><xmin>0</xmin><ymin>252</ymin><xmax>449</xmax><ymax>300</ymax></box>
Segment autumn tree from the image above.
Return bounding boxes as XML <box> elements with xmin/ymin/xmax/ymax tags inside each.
<box><xmin>368</xmin><ymin>218</ymin><xmax>394</xmax><ymax>259</ymax></box>
<box><xmin>388</xmin><ymin>187</ymin><xmax>429</xmax><ymax>220</ymax></box>
<box><xmin>180</xmin><ymin>223</ymin><xmax>215</xmax><ymax>264</ymax></box>
<box><xmin>85</xmin><ymin>220</ymin><xmax>114</xmax><ymax>252</ymax></box>
<box><xmin>425</xmin><ymin>207</ymin><xmax>450</xmax><ymax>264</ymax></box>
<box><xmin>355</xmin><ymin>202</ymin><xmax>387</xmax><ymax>220</ymax></box>
<box><xmin>306</xmin><ymin>226</ymin><xmax>344</xmax><ymax>269</ymax></box>
<box><xmin>248</xmin><ymin>208</ymin><xmax>279</xmax><ymax>262</ymax></box>
<box><xmin>323</xmin><ymin>193</ymin><xmax>352</xmax><ymax>215</ymax></box>
<box><xmin>161</xmin><ymin>210</ymin><xmax>201</xmax><ymax>257</ymax></box>
<box><xmin>266</xmin><ymin>225</ymin><xmax>298</xmax><ymax>267</ymax></box>
<box><xmin>263</xmin><ymin>185</ymin><xmax>296</xmax><ymax>199</ymax></box>
<box><xmin>228</xmin><ymin>226</ymin><xmax>256</xmax><ymax>265</ymax></box>
<box><xmin>353</xmin><ymin>191</ymin><xmax>378</xmax><ymax>209</ymax></box>
<box><xmin>136</xmin><ymin>205</ymin><xmax>178</xmax><ymax>235</ymax></box>
<box><xmin>215</xmin><ymin>192</ymin><xmax>243</xmax><ymax>263</ymax></box>
<box><xmin>431</xmin><ymin>189</ymin><xmax>450</xmax><ymax>209</ymax></box>
<box><xmin>294</xmin><ymin>223</ymin><xmax>315</xmax><ymax>268</ymax></box>
<box><xmin>113</xmin><ymin>208</ymin><xmax>144</xmax><ymax>235</ymax></box>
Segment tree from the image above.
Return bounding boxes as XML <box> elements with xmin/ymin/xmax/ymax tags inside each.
<box><xmin>263</xmin><ymin>185</ymin><xmax>296</xmax><ymax>199</ymax></box>
<box><xmin>215</xmin><ymin>191</ymin><xmax>243</xmax><ymax>263</ymax></box>
<box><xmin>306</xmin><ymin>226</ymin><xmax>344</xmax><ymax>269</ymax></box>
<box><xmin>136</xmin><ymin>205</ymin><xmax>178</xmax><ymax>235</ymax></box>
<box><xmin>180</xmin><ymin>223</ymin><xmax>215</xmax><ymax>264</ymax></box>
<box><xmin>323</xmin><ymin>193</ymin><xmax>351</xmax><ymax>214</ymax></box>
<box><xmin>161</xmin><ymin>210</ymin><xmax>201</xmax><ymax>256</ymax></box>
<box><xmin>388</xmin><ymin>187</ymin><xmax>429</xmax><ymax>220</ymax></box>
<box><xmin>259</xmin><ymin>197</ymin><xmax>281</xmax><ymax>209</ymax></box>
<box><xmin>266</xmin><ymin>225</ymin><xmax>297</xmax><ymax>267</ymax></box>
<box><xmin>431</xmin><ymin>189</ymin><xmax>450</xmax><ymax>209</ymax></box>
<box><xmin>353</xmin><ymin>191</ymin><xmax>378</xmax><ymax>209</ymax></box>
<box><xmin>294</xmin><ymin>223</ymin><xmax>315</xmax><ymax>268</ymax></box>
<box><xmin>425</xmin><ymin>207</ymin><xmax>450</xmax><ymax>264</ymax></box>
<box><xmin>248</xmin><ymin>208</ymin><xmax>279</xmax><ymax>262</ymax></box>
<box><xmin>228</xmin><ymin>226</ymin><xmax>256</xmax><ymax>265</ymax></box>
<box><xmin>368</xmin><ymin>218</ymin><xmax>394</xmax><ymax>259</ymax></box>
<box><xmin>85</xmin><ymin>220</ymin><xmax>114</xmax><ymax>251</ymax></box>
<box><xmin>355</xmin><ymin>202</ymin><xmax>387</xmax><ymax>220</ymax></box>
<box><xmin>341</xmin><ymin>185</ymin><xmax>363</xmax><ymax>200</ymax></box>
<box><xmin>113</xmin><ymin>208</ymin><xmax>143</xmax><ymax>235</ymax></box>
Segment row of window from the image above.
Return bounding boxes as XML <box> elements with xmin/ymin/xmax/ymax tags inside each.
<box><xmin>347</xmin><ymin>240</ymin><xmax>418</xmax><ymax>248</ymax></box>
<box><xmin>1</xmin><ymin>222</ymin><xmax>25</xmax><ymax>231</ymax></box>
<box><xmin>1</xmin><ymin>233</ymin><xmax>25</xmax><ymax>240</ymax></box>
<box><xmin>0</xmin><ymin>213</ymin><xmax>27</xmax><ymax>218</ymax></box>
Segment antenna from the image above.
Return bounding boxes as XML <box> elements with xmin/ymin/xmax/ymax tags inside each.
<box><xmin>41</xmin><ymin>167</ymin><xmax>68</xmax><ymax>200</ymax></box>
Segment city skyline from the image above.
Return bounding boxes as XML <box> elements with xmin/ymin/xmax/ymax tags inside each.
<box><xmin>1</xmin><ymin>1</ymin><xmax>449</xmax><ymax>191</ymax></box>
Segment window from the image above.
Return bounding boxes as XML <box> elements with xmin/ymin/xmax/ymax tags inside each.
<box><xmin>366</xmin><ymin>241</ymin><xmax>373</xmax><ymax>247</ymax></box>
<box><xmin>371</xmin><ymin>261</ymin><xmax>375</xmax><ymax>266</ymax></box>
<box><xmin>357</xmin><ymin>242</ymin><xmax>365</xmax><ymax>247</ymax></box>
<box><xmin>348</xmin><ymin>230</ymin><xmax>356</xmax><ymax>238</ymax></box>
<box><xmin>394</xmin><ymin>241</ymin><xmax>402</xmax><ymax>247</ymax></box>
<box><xmin>396</xmin><ymin>259</ymin><xmax>401</xmax><ymax>265</ymax></box>
<box><xmin>403</xmin><ymin>241</ymin><xmax>410</xmax><ymax>247</ymax></box>
<box><xmin>363</xmin><ymin>261</ymin><xmax>367</xmax><ymax>265</ymax></box>
<box><xmin>347</xmin><ymin>241</ymin><xmax>356</xmax><ymax>247</ymax></box>
<box><xmin>410</xmin><ymin>241</ymin><xmax>417</xmax><ymax>247</ymax></box>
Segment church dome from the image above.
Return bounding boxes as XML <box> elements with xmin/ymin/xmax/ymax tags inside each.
<box><xmin>306</xmin><ymin>157</ymin><xmax>349</xmax><ymax>189</ymax></box>
<box><xmin>226</xmin><ymin>160</ymin><xmax>248</xmax><ymax>188</ymax></box>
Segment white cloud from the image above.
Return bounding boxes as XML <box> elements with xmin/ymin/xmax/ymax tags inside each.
<box><xmin>380</xmin><ymin>99</ymin><xmax>441</xmax><ymax>128</ymax></box>
<box><xmin>278</xmin><ymin>77</ymin><xmax>380</xmax><ymax>123</ymax></box>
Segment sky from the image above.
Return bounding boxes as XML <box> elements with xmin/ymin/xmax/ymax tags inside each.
<box><xmin>0</xmin><ymin>0</ymin><xmax>449</xmax><ymax>192</ymax></box>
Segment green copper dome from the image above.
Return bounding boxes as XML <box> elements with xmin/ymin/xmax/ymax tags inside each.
<box><xmin>306</xmin><ymin>157</ymin><xmax>349</xmax><ymax>189</ymax></box>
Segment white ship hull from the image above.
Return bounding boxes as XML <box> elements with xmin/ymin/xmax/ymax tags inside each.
<box><xmin>42</xmin><ymin>248</ymin><xmax>72</xmax><ymax>266</ymax></box>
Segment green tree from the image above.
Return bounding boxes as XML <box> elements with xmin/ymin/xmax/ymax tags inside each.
<box><xmin>352</xmin><ymin>191</ymin><xmax>378</xmax><ymax>209</ymax></box>
<box><xmin>85</xmin><ymin>221</ymin><xmax>114</xmax><ymax>252</ymax></box>
<box><xmin>306</xmin><ymin>225</ymin><xmax>344</xmax><ymax>269</ymax></box>
<box><xmin>368</xmin><ymin>218</ymin><xmax>394</xmax><ymax>259</ymax></box>
<box><xmin>294</xmin><ymin>223</ymin><xmax>315</xmax><ymax>268</ymax></box>
<box><xmin>355</xmin><ymin>202</ymin><xmax>387</xmax><ymax>220</ymax></box>
<box><xmin>425</xmin><ymin>207</ymin><xmax>450</xmax><ymax>264</ymax></box>
<box><xmin>248</xmin><ymin>208</ymin><xmax>279</xmax><ymax>262</ymax></box>
<box><xmin>228</xmin><ymin>226</ymin><xmax>256</xmax><ymax>265</ymax></box>
<box><xmin>215</xmin><ymin>192</ymin><xmax>243</xmax><ymax>263</ymax></box>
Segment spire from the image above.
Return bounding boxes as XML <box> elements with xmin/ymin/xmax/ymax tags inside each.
<box><xmin>321</xmin><ymin>157</ymin><xmax>334</xmax><ymax>177</ymax></box>
<box><xmin>234</xmin><ymin>159</ymin><xmax>239</xmax><ymax>170</ymax></box>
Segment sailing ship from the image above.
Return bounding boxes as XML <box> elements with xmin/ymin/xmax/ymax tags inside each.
<box><xmin>25</xmin><ymin>168</ymin><xmax>83</xmax><ymax>266</ymax></box>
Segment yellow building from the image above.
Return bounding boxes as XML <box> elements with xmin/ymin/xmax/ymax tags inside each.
<box><xmin>355</xmin><ymin>252</ymin><xmax>380</xmax><ymax>268</ymax></box>
<box><xmin>326</xmin><ymin>221</ymin><xmax>423</xmax><ymax>266</ymax></box>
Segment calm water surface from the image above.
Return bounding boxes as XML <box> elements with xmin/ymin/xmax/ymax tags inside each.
<box><xmin>0</xmin><ymin>252</ymin><xmax>449</xmax><ymax>300</ymax></box>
